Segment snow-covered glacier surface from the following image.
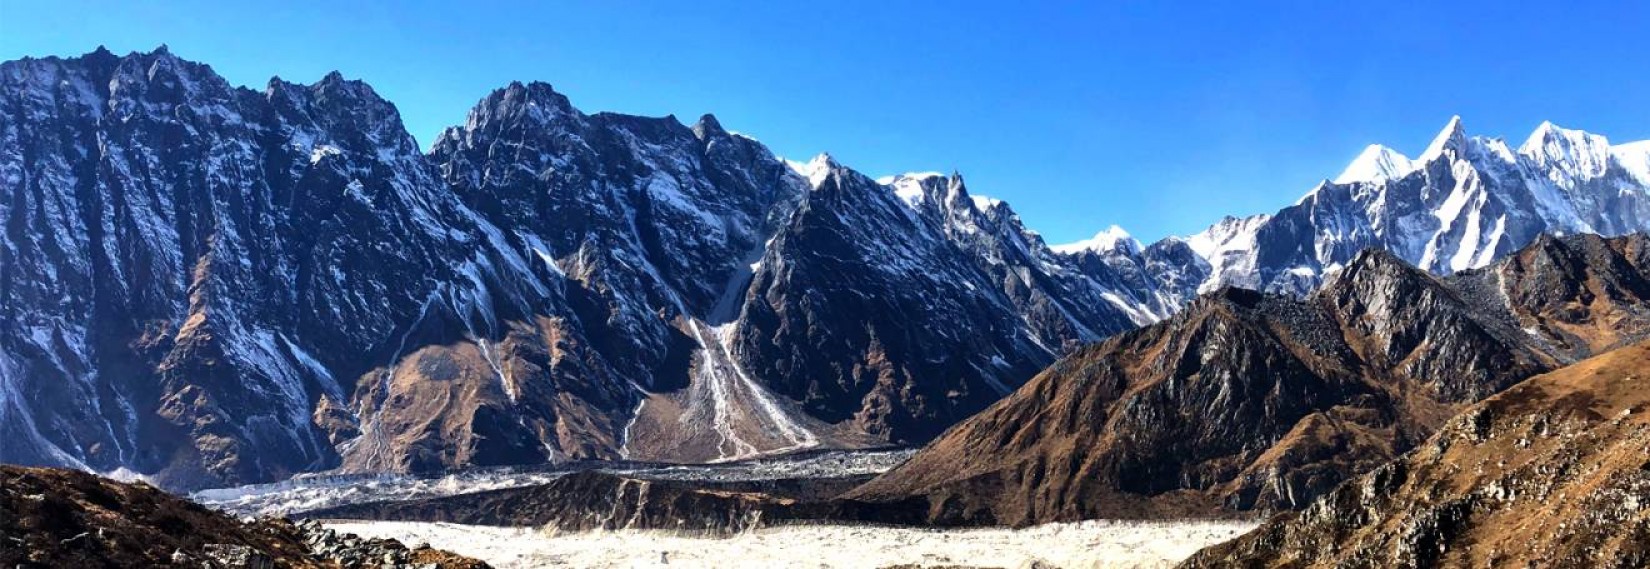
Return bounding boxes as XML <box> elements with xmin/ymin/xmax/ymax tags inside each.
<box><xmin>193</xmin><ymin>449</ymin><xmax>915</xmax><ymax>517</ymax></box>
<box><xmin>327</xmin><ymin>519</ymin><xmax>1257</xmax><ymax>569</ymax></box>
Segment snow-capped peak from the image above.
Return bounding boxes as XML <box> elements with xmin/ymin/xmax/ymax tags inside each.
<box><xmin>1519</xmin><ymin>121</ymin><xmax>1613</xmax><ymax>179</ymax></box>
<box><xmin>879</xmin><ymin>172</ymin><xmax>944</xmax><ymax>208</ymax></box>
<box><xmin>1420</xmin><ymin>115</ymin><xmax>1468</xmax><ymax>161</ymax></box>
<box><xmin>1054</xmin><ymin>225</ymin><xmax>1139</xmax><ymax>255</ymax></box>
<box><xmin>785</xmin><ymin>153</ymin><xmax>839</xmax><ymax>189</ymax></box>
<box><xmin>1334</xmin><ymin>144</ymin><xmax>1416</xmax><ymax>184</ymax></box>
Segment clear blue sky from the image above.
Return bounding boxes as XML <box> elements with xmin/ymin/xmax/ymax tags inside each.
<box><xmin>4</xmin><ymin>1</ymin><xmax>1648</xmax><ymax>244</ymax></box>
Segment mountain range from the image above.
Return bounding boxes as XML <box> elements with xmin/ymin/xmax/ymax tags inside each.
<box><xmin>849</xmin><ymin>232</ymin><xmax>1650</xmax><ymax>524</ymax></box>
<box><xmin>3</xmin><ymin>46</ymin><xmax>1650</xmax><ymax>490</ymax></box>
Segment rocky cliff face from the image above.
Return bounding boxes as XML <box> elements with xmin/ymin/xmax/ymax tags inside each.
<box><xmin>1180</xmin><ymin>340</ymin><xmax>1650</xmax><ymax>569</ymax></box>
<box><xmin>849</xmin><ymin>235</ymin><xmax>1650</xmax><ymax>525</ymax></box>
<box><xmin>0</xmin><ymin>47</ymin><xmax>561</xmax><ymax>489</ymax></box>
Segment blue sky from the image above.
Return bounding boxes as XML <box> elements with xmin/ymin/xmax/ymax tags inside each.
<box><xmin>4</xmin><ymin>1</ymin><xmax>1648</xmax><ymax>244</ymax></box>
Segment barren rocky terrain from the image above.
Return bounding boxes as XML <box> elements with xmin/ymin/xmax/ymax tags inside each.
<box><xmin>0</xmin><ymin>465</ymin><xmax>487</xmax><ymax>568</ymax></box>
<box><xmin>1180</xmin><ymin>340</ymin><xmax>1650</xmax><ymax>568</ymax></box>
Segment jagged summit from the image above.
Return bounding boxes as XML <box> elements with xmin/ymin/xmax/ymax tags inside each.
<box><xmin>1520</xmin><ymin>119</ymin><xmax>1615</xmax><ymax>178</ymax></box>
<box><xmin>694</xmin><ymin>112</ymin><xmax>724</xmax><ymax>131</ymax></box>
<box><xmin>1052</xmin><ymin>225</ymin><xmax>1139</xmax><ymax>255</ymax></box>
<box><xmin>691</xmin><ymin>112</ymin><xmax>730</xmax><ymax>140</ymax></box>
<box><xmin>1147</xmin><ymin>115</ymin><xmax>1650</xmax><ymax>293</ymax></box>
<box><xmin>1421</xmin><ymin>114</ymin><xmax>1468</xmax><ymax>159</ymax></box>
<box><xmin>786</xmin><ymin>152</ymin><xmax>842</xmax><ymax>188</ymax></box>
<box><xmin>483</xmin><ymin>80</ymin><xmax>577</xmax><ymax>115</ymax></box>
<box><xmin>1334</xmin><ymin>143</ymin><xmax>1416</xmax><ymax>184</ymax></box>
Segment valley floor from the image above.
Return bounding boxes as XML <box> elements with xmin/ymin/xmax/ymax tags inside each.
<box><xmin>325</xmin><ymin>519</ymin><xmax>1256</xmax><ymax>569</ymax></box>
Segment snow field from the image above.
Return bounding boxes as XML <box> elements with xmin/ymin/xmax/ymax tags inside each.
<box><xmin>326</xmin><ymin>518</ymin><xmax>1256</xmax><ymax>569</ymax></box>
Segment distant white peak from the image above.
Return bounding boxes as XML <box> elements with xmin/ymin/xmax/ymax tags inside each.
<box><xmin>879</xmin><ymin>172</ymin><xmax>944</xmax><ymax>208</ymax></box>
<box><xmin>785</xmin><ymin>153</ymin><xmax>838</xmax><ymax>189</ymax></box>
<box><xmin>1420</xmin><ymin>115</ymin><xmax>1468</xmax><ymax>161</ymax></box>
<box><xmin>1333</xmin><ymin>144</ymin><xmax>1415</xmax><ymax>184</ymax></box>
<box><xmin>1519</xmin><ymin>121</ymin><xmax>1613</xmax><ymax>179</ymax></box>
<box><xmin>1053</xmin><ymin>225</ymin><xmax>1139</xmax><ymax>255</ymax></box>
<box><xmin>1610</xmin><ymin>140</ymin><xmax>1650</xmax><ymax>185</ymax></box>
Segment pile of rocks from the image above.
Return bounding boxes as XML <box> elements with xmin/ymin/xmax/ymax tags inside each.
<box><xmin>290</xmin><ymin>519</ymin><xmax>437</xmax><ymax>569</ymax></box>
<box><xmin>187</xmin><ymin>544</ymin><xmax>273</xmax><ymax>568</ymax></box>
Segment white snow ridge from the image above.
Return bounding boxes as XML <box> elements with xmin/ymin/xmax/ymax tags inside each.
<box><xmin>1334</xmin><ymin>144</ymin><xmax>1415</xmax><ymax>184</ymax></box>
<box><xmin>1054</xmin><ymin>224</ymin><xmax>1140</xmax><ymax>255</ymax></box>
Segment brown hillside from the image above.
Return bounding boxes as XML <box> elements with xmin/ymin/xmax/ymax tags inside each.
<box><xmin>1180</xmin><ymin>340</ymin><xmax>1650</xmax><ymax>568</ymax></box>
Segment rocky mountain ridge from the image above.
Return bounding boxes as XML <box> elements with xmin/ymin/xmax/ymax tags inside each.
<box><xmin>0</xmin><ymin>47</ymin><xmax>1158</xmax><ymax>489</ymax></box>
<box><xmin>848</xmin><ymin>233</ymin><xmax>1650</xmax><ymax>525</ymax></box>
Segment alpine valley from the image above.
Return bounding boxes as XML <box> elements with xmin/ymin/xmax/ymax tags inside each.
<box><xmin>5</xmin><ymin>44</ymin><xmax>1650</xmax><ymax>504</ymax></box>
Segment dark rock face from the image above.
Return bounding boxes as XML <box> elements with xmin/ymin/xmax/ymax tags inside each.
<box><xmin>303</xmin><ymin>469</ymin><xmax>933</xmax><ymax>534</ymax></box>
<box><xmin>732</xmin><ymin>166</ymin><xmax>1070</xmax><ymax>444</ymax></box>
<box><xmin>849</xmin><ymin>236</ymin><xmax>1650</xmax><ymax>525</ymax></box>
<box><xmin>1453</xmin><ymin>232</ymin><xmax>1650</xmax><ymax>359</ymax></box>
<box><xmin>0</xmin><ymin>48</ymin><xmax>547</xmax><ymax>488</ymax></box>
<box><xmin>1180</xmin><ymin>341</ymin><xmax>1650</xmax><ymax>569</ymax></box>
<box><xmin>429</xmin><ymin>86</ymin><xmax>804</xmax><ymax>389</ymax></box>
<box><xmin>0</xmin><ymin>48</ymin><xmax>1166</xmax><ymax>487</ymax></box>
